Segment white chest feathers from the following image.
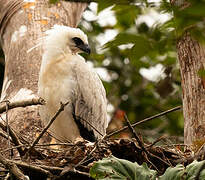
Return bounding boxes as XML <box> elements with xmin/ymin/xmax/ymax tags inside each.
<box><xmin>38</xmin><ymin>54</ymin><xmax>108</xmax><ymax>142</ymax></box>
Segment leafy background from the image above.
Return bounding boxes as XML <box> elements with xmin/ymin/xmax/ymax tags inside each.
<box><xmin>79</xmin><ymin>0</ymin><xmax>184</xmax><ymax>142</ymax></box>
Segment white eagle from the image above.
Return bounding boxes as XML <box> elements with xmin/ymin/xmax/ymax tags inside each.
<box><xmin>38</xmin><ymin>25</ymin><xmax>108</xmax><ymax>142</ymax></box>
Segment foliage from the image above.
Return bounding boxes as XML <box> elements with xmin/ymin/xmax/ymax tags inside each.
<box><xmin>79</xmin><ymin>0</ymin><xmax>184</xmax><ymax>141</ymax></box>
<box><xmin>90</xmin><ymin>156</ymin><xmax>157</xmax><ymax>180</ymax></box>
<box><xmin>90</xmin><ymin>156</ymin><xmax>205</xmax><ymax>180</ymax></box>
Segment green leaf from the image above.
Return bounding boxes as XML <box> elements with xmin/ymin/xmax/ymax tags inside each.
<box><xmin>186</xmin><ymin>160</ymin><xmax>205</xmax><ymax>179</ymax></box>
<box><xmin>129</xmin><ymin>37</ymin><xmax>151</xmax><ymax>61</ymax></box>
<box><xmin>90</xmin><ymin>156</ymin><xmax>205</xmax><ymax>180</ymax></box>
<box><xmin>90</xmin><ymin>156</ymin><xmax>157</xmax><ymax>180</ymax></box>
<box><xmin>159</xmin><ymin>160</ymin><xmax>205</xmax><ymax>180</ymax></box>
<box><xmin>181</xmin><ymin>3</ymin><xmax>205</xmax><ymax>17</ymax></box>
<box><xmin>49</xmin><ymin>0</ymin><xmax>59</xmax><ymax>4</ymax></box>
<box><xmin>113</xmin><ymin>5</ymin><xmax>140</xmax><ymax>29</ymax></box>
<box><xmin>158</xmin><ymin>164</ymin><xmax>184</xmax><ymax>180</ymax></box>
<box><xmin>98</xmin><ymin>0</ymin><xmax>114</xmax><ymax>13</ymax></box>
<box><xmin>104</xmin><ymin>33</ymin><xmax>147</xmax><ymax>48</ymax></box>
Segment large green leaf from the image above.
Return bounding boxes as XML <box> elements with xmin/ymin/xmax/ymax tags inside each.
<box><xmin>90</xmin><ymin>156</ymin><xmax>157</xmax><ymax>180</ymax></box>
<box><xmin>159</xmin><ymin>160</ymin><xmax>205</xmax><ymax>180</ymax></box>
<box><xmin>185</xmin><ymin>160</ymin><xmax>205</xmax><ymax>179</ymax></box>
<box><xmin>90</xmin><ymin>156</ymin><xmax>205</xmax><ymax>180</ymax></box>
<box><xmin>158</xmin><ymin>164</ymin><xmax>184</xmax><ymax>180</ymax></box>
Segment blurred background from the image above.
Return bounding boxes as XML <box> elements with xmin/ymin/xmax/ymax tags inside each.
<box><xmin>79</xmin><ymin>1</ymin><xmax>183</xmax><ymax>143</ymax></box>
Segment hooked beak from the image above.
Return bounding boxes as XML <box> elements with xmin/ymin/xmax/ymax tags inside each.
<box><xmin>77</xmin><ymin>44</ymin><xmax>91</xmax><ymax>54</ymax></box>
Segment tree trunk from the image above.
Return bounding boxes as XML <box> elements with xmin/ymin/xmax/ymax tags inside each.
<box><xmin>177</xmin><ymin>32</ymin><xmax>205</xmax><ymax>145</ymax></box>
<box><xmin>0</xmin><ymin>0</ymin><xmax>87</xmax><ymax>151</ymax></box>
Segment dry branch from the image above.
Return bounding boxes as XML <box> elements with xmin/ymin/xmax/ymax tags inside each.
<box><xmin>0</xmin><ymin>122</ymin><xmax>24</xmax><ymax>156</ymax></box>
<box><xmin>107</xmin><ymin>106</ymin><xmax>181</xmax><ymax>138</ymax></box>
<box><xmin>0</xmin><ymin>97</ymin><xmax>45</xmax><ymax>114</ymax></box>
<box><xmin>60</xmin><ymin>134</ymin><xmax>106</xmax><ymax>178</ymax></box>
<box><xmin>8</xmin><ymin>160</ymin><xmax>53</xmax><ymax>178</ymax></box>
<box><xmin>0</xmin><ymin>130</ymin><xmax>10</xmax><ymax>140</ymax></box>
<box><xmin>0</xmin><ymin>98</ymin><xmax>45</xmax><ymax>156</ymax></box>
<box><xmin>124</xmin><ymin>114</ymin><xmax>146</xmax><ymax>152</ymax></box>
<box><xmin>0</xmin><ymin>153</ymin><xmax>28</xmax><ymax>180</ymax></box>
<box><xmin>27</xmin><ymin>101</ymin><xmax>69</xmax><ymax>154</ymax></box>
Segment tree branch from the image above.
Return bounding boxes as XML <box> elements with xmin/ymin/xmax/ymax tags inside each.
<box><xmin>27</xmin><ymin>102</ymin><xmax>69</xmax><ymax>154</ymax></box>
<box><xmin>0</xmin><ymin>97</ymin><xmax>45</xmax><ymax>114</ymax></box>
<box><xmin>0</xmin><ymin>153</ymin><xmax>28</xmax><ymax>180</ymax></box>
<box><xmin>107</xmin><ymin>106</ymin><xmax>181</xmax><ymax>138</ymax></box>
<box><xmin>124</xmin><ymin>114</ymin><xmax>146</xmax><ymax>152</ymax></box>
<box><xmin>0</xmin><ymin>122</ymin><xmax>24</xmax><ymax>156</ymax></box>
<box><xmin>8</xmin><ymin>160</ymin><xmax>53</xmax><ymax>178</ymax></box>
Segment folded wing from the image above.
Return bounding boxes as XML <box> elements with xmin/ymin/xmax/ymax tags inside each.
<box><xmin>73</xmin><ymin>59</ymin><xmax>108</xmax><ymax>141</ymax></box>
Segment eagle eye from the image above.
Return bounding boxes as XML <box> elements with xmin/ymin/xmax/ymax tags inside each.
<box><xmin>72</xmin><ymin>37</ymin><xmax>84</xmax><ymax>46</ymax></box>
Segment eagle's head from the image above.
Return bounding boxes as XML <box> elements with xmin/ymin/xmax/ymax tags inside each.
<box><xmin>44</xmin><ymin>25</ymin><xmax>90</xmax><ymax>56</ymax></box>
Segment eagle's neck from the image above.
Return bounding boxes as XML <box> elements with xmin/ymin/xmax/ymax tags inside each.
<box><xmin>40</xmin><ymin>51</ymin><xmax>67</xmax><ymax>76</ymax></box>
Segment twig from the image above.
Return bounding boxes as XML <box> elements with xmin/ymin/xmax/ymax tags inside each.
<box><xmin>73</xmin><ymin>169</ymin><xmax>90</xmax><ymax>177</ymax></box>
<box><xmin>0</xmin><ymin>145</ymin><xmax>27</xmax><ymax>154</ymax></box>
<box><xmin>27</xmin><ymin>101</ymin><xmax>69</xmax><ymax>154</ymax></box>
<box><xmin>161</xmin><ymin>151</ymin><xmax>173</xmax><ymax>167</ymax></box>
<box><xmin>5</xmin><ymin>173</ymin><xmax>10</xmax><ymax>180</ymax></box>
<box><xmin>36</xmin><ymin>164</ymin><xmax>63</xmax><ymax>173</ymax></box>
<box><xmin>36</xmin><ymin>143</ymin><xmax>77</xmax><ymax>147</ymax></box>
<box><xmin>0</xmin><ymin>97</ymin><xmax>45</xmax><ymax>114</ymax></box>
<box><xmin>0</xmin><ymin>153</ymin><xmax>28</xmax><ymax>180</ymax></box>
<box><xmin>107</xmin><ymin>106</ymin><xmax>181</xmax><ymax>138</ymax></box>
<box><xmin>124</xmin><ymin>114</ymin><xmax>146</xmax><ymax>152</ymax></box>
<box><xmin>146</xmin><ymin>135</ymin><xmax>167</xmax><ymax>149</ymax></box>
<box><xmin>0</xmin><ymin>121</ymin><xmax>24</xmax><ymax>156</ymax></box>
<box><xmin>176</xmin><ymin>145</ymin><xmax>205</xmax><ymax>164</ymax></box>
<box><xmin>143</xmin><ymin>151</ymin><xmax>159</xmax><ymax>172</ymax></box>
<box><xmin>8</xmin><ymin>160</ymin><xmax>53</xmax><ymax>178</ymax></box>
<box><xmin>74</xmin><ymin>145</ymin><xmax>97</xmax><ymax>168</ymax></box>
<box><xmin>158</xmin><ymin>144</ymin><xmax>187</xmax><ymax>148</ymax></box>
<box><xmin>5</xmin><ymin>101</ymin><xmax>12</xmax><ymax>158</ymax></box>
<box><xmin>0</xmin><ymin>130</ymin><xmax>11</xmax><ymax>140</ymax></box>
<box><xmin>0</xmin><ymin>168</ymin><xmax>8</xmax><ymax>173</ymax></box>
<box><xmin>148</xmin><ymin>151</ymin><xmax>171</xmax><ymax>167</ymax></box>
<box><xmin>75</xmin><ymin>135</ymin><xmax>106</xmax><ymax>168</ymax></box>
<box><xmin>125</xmin><ymin>114</ymin><xmax>172</xmax><ymax>171</ymax></box>
<box><xmin>60</xmin><ymin>135</ymin><xmax>106</xmax><ymax>177</ymax></box>
<box><xmin>46</xmin><ymin>130</ymin><xmax>65</xmax><ymax>143</ymax></box>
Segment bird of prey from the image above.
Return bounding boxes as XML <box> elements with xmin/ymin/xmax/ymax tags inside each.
<box><xmin>38</xmin><ymin>25</ymin><xmax>108</xmax><ymax>142</ymax></box>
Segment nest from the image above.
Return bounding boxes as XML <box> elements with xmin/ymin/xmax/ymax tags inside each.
<box><xmin>0</xmin><ymin>97</ymin><xmax>201</xmax><ymax>180</ymax></box>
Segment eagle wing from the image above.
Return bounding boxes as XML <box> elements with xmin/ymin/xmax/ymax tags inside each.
<box><xmin>73</xmin><ymin>57</ymin><xmax>108</xmax><ymax>141</ymax></box>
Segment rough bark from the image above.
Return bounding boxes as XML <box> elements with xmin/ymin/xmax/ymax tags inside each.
<box><xmin>177</xmin><ymin>32</ymin><xmax>205</xmax><ymax>145</ymax></box>
<box><xmin>0</xmin><ymin>0</ymin><xmax>87</xmax><ymax>150</ymax></box>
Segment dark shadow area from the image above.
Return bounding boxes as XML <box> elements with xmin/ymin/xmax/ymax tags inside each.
<box><xmin>0</xmin><ymin>47</ymin><xmax>5</xmax><ymax>96</ymax></box>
